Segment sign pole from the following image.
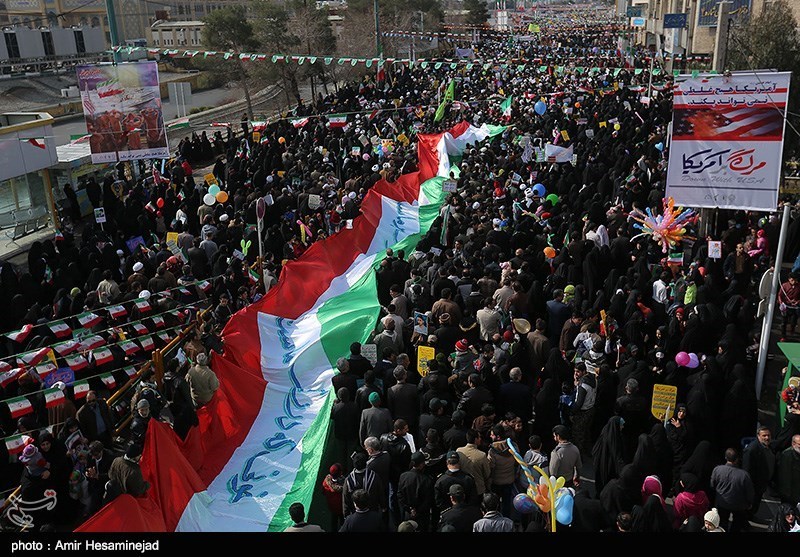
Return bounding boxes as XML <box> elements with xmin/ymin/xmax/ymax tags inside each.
<box><xmin>756</xmin><ymin>203</ymin><xmax>791</xmax><ymax>399</ymax></box>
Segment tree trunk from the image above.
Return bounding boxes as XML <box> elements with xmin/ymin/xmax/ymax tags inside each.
<box><xmin>235</xmin><ymin>56</ymin><xmax>254</xmax><ymax>121</ymax></box>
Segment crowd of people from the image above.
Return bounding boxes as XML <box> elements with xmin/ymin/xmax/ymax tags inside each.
<box><xmin>3</xmin><ymin>3</ymin><xmax>800</xmax><ymax>534</ymax></box>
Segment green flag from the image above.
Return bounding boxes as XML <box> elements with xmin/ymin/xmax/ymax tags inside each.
<box><xmin>500</xmin><ymin>95</ymin><xmax>513</xmax><ymax>118</ymax></box>
<box><xmin>434</xmin><ymin>80</ymin><xmax>455</xmax><ymax>123</ymax></box>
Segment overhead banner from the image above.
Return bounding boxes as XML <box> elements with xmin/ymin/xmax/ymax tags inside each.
<box><xmin>697</xmin><ymin>0</ymin><xmax>751</xmax><ymax>26</ymax></box>
<box><xmin>76</xmin><ymin>62</ymin><xmax>169</xmax><ymax>164</ymax></box>
<box><xmin>666</xmin><ymin>71</ymin><xmax>791</xmax><ymax>212</ymax></box>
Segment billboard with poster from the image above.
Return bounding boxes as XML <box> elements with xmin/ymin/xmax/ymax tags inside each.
<box><xmin>76</xmin><ymin>62</ymin><xmax>170</xmax><ymax>164</ymax></box>
<box><xmin>665</xmin><ymin>71</ymin><xmax>791</xmax><ymax>212</ymax></box>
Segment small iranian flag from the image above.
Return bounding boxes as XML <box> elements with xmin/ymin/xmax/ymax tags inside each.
<box><xmin>92</xmin><ymin>347</ymin><xmax>114</xmax><ymax>366</ymax></box>
<box><xmin>72</xmin><ymin>379</ymin><xmax>90</xmax><ymax>399</ymax></box>
<box><xmin>65</xmin><ymin>353</ymin><xmax>88</xmax><ymax>371</ymax></box>
<box><xmin>248</xmin><ymin>268</ymin><xmax>260</xmax><ymax>284</ymax></box>
<box><xmin>100</xmin><ymin>373</ymin><xmax>116</xmax><ymax>390</ymax></box>
<box><xmin>18</xmin><ymin>347</ymin><xmax>51</xmax><ymax>367</ymax></box>
<box><xmin>152</xmin><ymin>316</ymin><xmax>166</xmax><ymax>329</ymax></box>
<box><xmin>158</xmin><ymin>331</ymin><xmax>172</xmax><ymax>343</ymax></box>
<box><xmin>167</xmin><ymin>117</ymin><xmax>190</xmax><ymax>130</ymax></box>
<box><xmin>44</xmin><ymin>387</ymin><xmax>65</xmax><ymax>408</ymax></box>
<box><xmin>140</xmin><ymin>336</ymin><xmax>155</xmax><ymax>351</ymax></box>
<box><xmin>79</xmin><ymin>335</ymin><xmax>106</xmax><ymax>351</ymax></box>
<box><xmin>77</xmin><ymin>312</ymin><xmax>103</xmax><ymax>328</ymax></box>
<box><xmin>368</xmin><ymin>109</ymin><xmax>379</xmax><ymax>121</ymax></box>
<box><xmin>178</xmin><ymin>287</ymin><xmax>192</xmax><ymax>296</ymax></box>
<box><xmin>120</xmin><ymin>341</ymin><xmax>140</xmax><ymax>355</ymax></box>
<box><xmin>291</xmin><ymin>117</ymin><xmax>309</xmax><ymax>128</ymax></box>
<box><xmin>53</xmin><ymin>339</ymin><xmax>79</xmax><ymax>356</ymax></box>
<box><xmin>5</xmin><ymin>434</ymin><xmax>25</xmax><ymax>455</ymax></box>
<box><xmin>6</xmin><ymin>396</ymin><xmax>33</xmax><ymax>418</ymax></box>
<box><xmin>0</xmin><ymin>367</ymin><xmax>24</xmax><ymax>388</ymax></box>
<box><xmin>108</xmin><ymin>305</ymin><xmax>127</xmax><ymax>319</ymax></box>
<box><xmin>6</xmin><ymin>324</ymin><xmax>33</xmax><ymax>343</ymax></box>
<box><xmin>327</xmin><ymin>114</ymin><xmax>348</xmax><ymax>128</ymax></box>
<box><xmin>0</xmin><ymin>360</ymin><xmax>9</xmax><ymax>373</ymax></box>
<box><xmin>133</xmin><ymin>323</ymin><xmax>149</xmax><ymax>335</ymax></box>
<box><xmin>135</xmin><ymin>299</ymin><xmax>151</xmax><ymax>313</ymax></box>
<box><xmin>34</xmin><ymin>363</ymin><xmax>56</xmax><ymax>381</ymax></box>
<box><xmin>49</xmin><ymin>321</ymin><xmax>72</xmax><ymax>338</ymax></box>
<box><xmin>123</xmin><ymin>366</ymin><xmax>137</xmax><ymax>378</ymax></box>
<box><xmin>196</xmin><ymin>280</ymin><xmax>211</xmax><ymax>293</ymax></box>
<box><xmin>668</xmin><ymin>252</ymin><xmax>684</xmax><ymax>264</ymax></box>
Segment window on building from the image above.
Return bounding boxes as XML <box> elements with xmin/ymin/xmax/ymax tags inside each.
<box><xmin>47</xmin><ymin>11</ymin><xmax>58</xmax><ymax>27</ymax></box>
<box><xmin>91</xmin><ymin>16</ymin><xmax>99</xmax><ymax>27</ymax></box>
<box><xmin>4</xmin><ymin>32</ymin><xmax>20</xmax><ymax>58</ymax></box>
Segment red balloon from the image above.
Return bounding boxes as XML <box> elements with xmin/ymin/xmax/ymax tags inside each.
<box><xmin>157</xmin><ymin>198</ymin><xmax>165</xmax><ymax>208</ymax></box>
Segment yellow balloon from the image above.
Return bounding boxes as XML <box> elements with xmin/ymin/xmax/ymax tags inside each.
<box><xmin>555</xmin><ymin>476</ymin><xmax>566</xmax><ymax>491</ymax></box>
<box><xmin>614</xmin><ymin>123</ymin><xmax>621</xmax><ymax>131</ymax></box>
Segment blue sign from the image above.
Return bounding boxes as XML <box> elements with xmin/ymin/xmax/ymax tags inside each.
<box><xmin>631</xmin><ymin>17</ymin><xmax>646</xmax><ymax>27</ymax></box>
<box><xmin>697</xmin><ymin>0</ymin><xmax>751</xmax><ymax>26</ymax></box>
<box><xmin>664</xmin><ymin>13</ymin><xmax>688</xmax><ymax>28</ymax></box>
<box><xmin>44</xmin><ymin>367</ymin><xmax>75</xmax><ymax>388</ymax></box>
<box><xmin>626</xmin><ymin>6</ymin><xmax>642</xmax><ymax>17</ymax></box>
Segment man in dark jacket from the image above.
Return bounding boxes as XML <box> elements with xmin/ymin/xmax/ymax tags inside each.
<box><xmin>379</xmin><ymin>420</ymin><xmax>412</xmax><ymax>524</ymax></box>
<box><xmin>347</xmin><ymin>342</ymin><xmax>374</xmax><ymax>380</ymax></box>
<box><xmin>339</xmin><ymin>489</ymin><xmax>386</xmax><ymax>532</ymax></box>
<box><xmin>359</xmin><ymin>392</ymin><xmax>393</xmax><ymax>444</ymax></box>
<box><xmin>742</xmin><ymin>426</ymin><xmax>775</xmax><ymax>517</ymax></box>
<box><xmin>332</xmin><ymin>357</ymin><xmax>358</xmax><ymax>398</ymax></box>
<box><xmin>433</xmin><ymin>451</ymin><xmax>478</xmax><ymax>513</ymax></box>
<box><xmin>86</xmin><ymin>440</ymin><xmax>114</xmax><ymax>514</ymax></box>
<box><xmin>443</xmin><ymin>410</ymin><xmax>470</xmax><ymax>452</ymax></box>
<box><xmin>331</xmin><ymin>387</ymin><xmax>360</xmax><ymax>468</ymax></box>
<box><xmin>387</xmin><ymin>367</ymin><xmax>420</xmax><ymax>438</ymax></box>
<box><xmin>76</xmin><ymin>391</ymin><xmax>113</xmax><ymax>448</ymax></box>
<box><xmin>397</xmin><ymin>451</ymin><xmax>435</xmax><ymax>532</ymax></box>
<box><xmin>710</xmin><ymin>448</ymin><xmax>755</xmax><ymax>532</ymax></box>
<box><xmin>342</xmin><ymin>453</ymin><xmax>384</xmax><ymax>518</ymax></box>
<box><xmin>456</xmin><ymin>373</ymin><xmax>494</xmax><ymax>424</ymax></box>
<box><xmin>497</xmin><ymin>367</ymin><xmax>533</xmax><ymax>423</ymax></box>
<box><xmin>107</xmin><ymin>444</ymin><xmax>150</xmax><ymax>500</ymax></box>
<box><xmin>777</xmin><ymin>434</ymin><xmax>800</xmax><ymax>506</ymax></box>
<box><xmin>437</xmin><ymin>484</ymin><xmax>482</xmax><ymax>532</ymax></box>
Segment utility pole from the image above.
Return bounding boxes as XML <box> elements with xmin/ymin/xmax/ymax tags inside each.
<box><xmin>374</xmin><ymin>0</ymin><xmax>382</xmax><ymax>59</ymax></box>
<box><xmin>104</xmin><ymin>0</ymin><xmax>121</xmax><ymax>62</ymax></box>
<box><xmin>712</xmin><ymin>1</ymin><xmax>731</xmax><ymax>71</ymax></box>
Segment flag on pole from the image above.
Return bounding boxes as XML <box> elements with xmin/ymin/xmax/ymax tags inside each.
<box><xmin>5</xmin><ymin>434</ymin><xmax>26</xmax><ymax>455</ymax></box>
<box><xmin>6</xmin><ymin>396</ymin><xmax>33</xmax><ymax>419</ymax></box>
<box><xmin>167</xmin><ymin>117</ymin><xmax>190</xmax><ymax>131</ymax></box>
<box><xmin>44</xmin><ymin>387</ymin><xmax>65</xmax><ymax>408</ymax></box>
<box><xmin>5</xmin><ymin>324</ymin><xmax>33</xmax><ymax>344</ymax></box>
<box><xmin>77</xmin><ymin>312</ymin><xmax>103</xmax><ymax>328</ymax></box>
<box><xmin>500</xmin><ymin>95</ymin><xmax>513</xmax><ymax>119</ymax></box>
<box><xmin>434</xmin><ymin>80</ymin><xmax>455</xmax><ymax>123</ymax></box>
<box><xmin>100</xmin><ymin>373</ymin><xmax>116</xmax><ymax>390</ymax></box>
<box><xmin>327</xmin><ymin>114</ymin><xmax>348</xmax><ymax>128</ymax></box>
<box><xmin>49</xmin><ymin>321</ymin><xmax>72</xmax><ymax>338</ymax></box>
<box><xmin>291</xmin><ymin>117</ymin><xmax>309</xmax><ymax>128</ymax></box>
<box><xmin>72</xmin><ymin>379</ymin><xmax>90</xmax><ymax>399</ymax></box>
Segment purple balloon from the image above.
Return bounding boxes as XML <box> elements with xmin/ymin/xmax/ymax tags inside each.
<box><xmin>687</xmin><ymin>353</ymin><xmax>700</xmax><ymax>369</ymax></box>
<box><xmin>513</xmin><ymin>493</ymin><xmax>536</xmax><ymax>514</ymax></box>
<box><xmin>675</xmin><ymin>351</ymin><xmax>690</xmax><ymax>367</ymax></box>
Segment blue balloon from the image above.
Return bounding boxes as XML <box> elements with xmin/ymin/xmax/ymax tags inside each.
<box><xmin>534</xmin><ymin>101</ymin><xmax>547</xmax><ymax>116</ymax></box>
<box><xmin>555</xmin><ymin>491</ymin><xmax>574</xmax><ymax>525</ymax></box>
<box><xmin>655</xmin><ymin>142</ymin><xmax>664</xmax><ymax>152</ymax></box>
<box><xmin>533</xmin><ymin>183</ymin><xmax>546</xmax><ymax>197</ymax></box>
<box><xmin>513</xmin><ymin>493</ymin><xmax>536</xmax><ymax>514</ymax></box>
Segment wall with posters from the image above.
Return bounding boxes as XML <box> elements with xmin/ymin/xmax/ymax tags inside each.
<box><xmin>665</xmin><ymin>71</ymin><xmax>791</xmax><ymax>212</ymax></box>
<box><xmin>76</xmin><ymin>62</ymin><xmax>170</xmax><ymax>164</ymax></box>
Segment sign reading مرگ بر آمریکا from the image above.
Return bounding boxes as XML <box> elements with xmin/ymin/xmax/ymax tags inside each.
<box><xmin>651</xmin><ymin>384</ymin><xmax>678</xmax><ymax>421</ymax></box>
<box><xmin>665</xmin><ymin>71</ymin><xmax>792</xmax><ymax>212</ymax></box>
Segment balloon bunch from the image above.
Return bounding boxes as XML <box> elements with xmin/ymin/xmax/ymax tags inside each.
<box><xmin>675</xmin><ymin>351</ymin><xmax>700</xmax><ymax>368</ymax></box>
<box><xmin>203</xmin><ymin>184</ymin><xmax>229</xmax><ymax>205</ymax></box>
<box><xmin>630</xmin><ymin>197</ymin><xmax>697</xmax><ymax>253</ymax></box>
<box><xmin>506</xmin><ymin>438</ymin><xmax>574</xmax><ymax>532</ymax></box>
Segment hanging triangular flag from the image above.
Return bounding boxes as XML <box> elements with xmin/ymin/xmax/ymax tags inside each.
<box><xmin>123</xmin><ymin>365</ymin><xmax>137</xmax><ymax>378</ymax></box>
<box><xmin>48</xmin><ymin>321</ymin><xmax>72</xmax><ymax>338</ymax></box>
<box><xmin>72</xmin><ymin>379</ymin><xmax>90</xmax><ymax>399</ymax></box>
<box><xmin>196</xmin><ymin>280</ymin><xmax>211</xmax><ymax>293</ymax></box>
<box><xmin>64</xmin><ymin>353</ymin><xmax>88</xmax><ymax>371</ymax></box>
<box><xmin>0</xmin><ymin>367</ymin><xmax>24</xmax><ymax>388</ymax></box>
<box><xmin>5</xmin><ymin>434</ymin><xmax>26</xmax><ymax>455</ymax></box>
<box><xmin>44</xmin><ymin>387</ymin><xmax>65</xmax><ymax>408</ymax></box>
<box><xmin>53</xmin><ymin>339</ymin><xmax>80</xmax><ymax>356</ymax></box>
<box><xmin>140</xmin><ymin>336</ymin><xmax>155</xmax><ymax>351</ymax></box>
<box><xmin>151</xmin><ymin>316</ymin><xmax>166</xmax><ymax>329</ymax></box>
<box><xmin>91</xmin><ymin>347</ymin><xmax>114</xmax><ymax>366</ymax></box>
<box><xmin>34</xmin><ymin>362</ymin><xmax>56</xmax><ymax>382</ymax></box>
<box><xmin>17</xmin><ymin>347</ymin><xmax>51</xmax><ymax>367</ymax></box>
<box><xmin>120</xmin><ymin>340</ymin><xmax>140</xmax><ymax>355</ymax></box>
<box><xmin>0</xmin><ymin>361</ymin><xmax>10</xmax><ymax>374</ymax></box>
<box><xmin>107</xmin><ymin>305</ymin><xmax>127</xmax><ymax>319</ymax></box>
<box><xmin>134</xmin><ymin>299</ymin><xmax>151</xmax><ymax>313</ymax></box>
<box><xmin>6</xmin><ymin>324</ymin><xmax>33</xmax><ymax>344</ymax></box>
<box><xmin>77</xmin><ymin>312</ymin><xmax>103</xmax><ymax>328</ymax></box>
<box><xmin>132</xmin><ymin>323</ymin><xmax>149</xmax><ymax>335</ymax></box>
<box><xmin>6</xmin><ymin>396</ymin><xmax>33</xmax><ymax>418</ymax></box>
<box><xmin>100</xmin><ymin>373</ymin><xmax>116</xmax><ymax>390</ymax></box>
<box><xmin>79</xmin><ymin>335</ymin><xmax>106</xmax><ymax>351</ymax></box>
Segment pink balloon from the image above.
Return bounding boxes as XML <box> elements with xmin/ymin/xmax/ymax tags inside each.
<box><xmin>675</xmin><ymin>351</ymin><xmax>690</xmax><ymax>367</ymax></box>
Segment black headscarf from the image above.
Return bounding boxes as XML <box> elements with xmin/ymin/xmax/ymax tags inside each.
<box><xmin>631</xmin><ymin>494</ymin><xmax>673</xmax><ymax>532</ymax></box>
<box><xmin>599</xmin><ymin>463</ymin><xmax>643</xmax><ymax>525</ymax></box>
<box><xmin>679</xmin><ymin>440</ymin><xmax>716</xmax><ymax>494</ymax></box>
<box><xmin>592</xmin><ymin>415</ymin><xmax>626</xmax><ymax>496</ymax></box>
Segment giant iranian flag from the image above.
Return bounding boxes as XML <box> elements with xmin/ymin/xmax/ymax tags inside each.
<box><xmin>78</xmin><ymin>121</ymin><xmax>504</xmax><ymax>532</ymax></box>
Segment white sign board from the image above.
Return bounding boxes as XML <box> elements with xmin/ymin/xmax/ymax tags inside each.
<box><xmin>94</xmin><ymin>207</ymin><xmax>106</xmax><ymax>223</ymax></box>
<box><xmin>708</xmin><ymin>240</ymin><xmax>722</xmax><ymax>259</ymax></box>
